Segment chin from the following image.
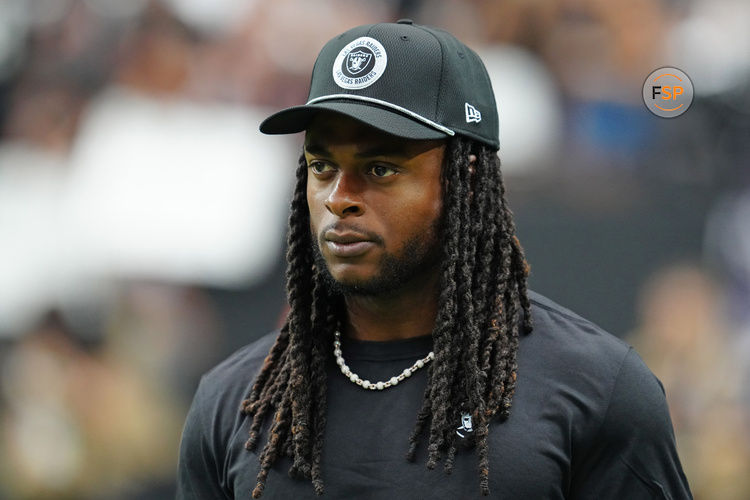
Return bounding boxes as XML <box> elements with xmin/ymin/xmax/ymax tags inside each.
<box><xmin>327</xmin><ymin>264</ymin><xmax>376</xmax><ymax>285</ymax></box>
<box><xmin>319</xmin><ymin>264</ymin><xmax>385</xmax><ymax>296</ymax></box>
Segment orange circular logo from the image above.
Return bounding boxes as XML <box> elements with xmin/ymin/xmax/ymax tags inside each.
<box><xmin>642</xmin><ymin>67</ymin><xmax>694</xmax><ymax>118</ymax></box>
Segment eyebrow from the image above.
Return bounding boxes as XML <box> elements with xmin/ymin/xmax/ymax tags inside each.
<box><xmin>304</xmin><ymin>142</ymin><xmax>410</xmax><ymax>159</ymax></box>
<box><xmin>303</xmin><ymin>143</ymin><xmax>330</xmax><ymax>157</ymax></box>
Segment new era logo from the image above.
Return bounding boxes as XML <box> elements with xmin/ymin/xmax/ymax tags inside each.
<box><xmin>465</xmin><ymin>103</ymin><xmax>481</xmax><ymax>124</ymax></box>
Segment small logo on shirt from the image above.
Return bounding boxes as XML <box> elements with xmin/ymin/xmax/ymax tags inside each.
<box><xmin>456</xmin><ymin>412</ymin><xmax>474</xmax><ymax>438</ymax></box>
<box><xmin>465</xmin><ymin>103</ymin><xmax>481</xmax><ymax>124</ymax></box>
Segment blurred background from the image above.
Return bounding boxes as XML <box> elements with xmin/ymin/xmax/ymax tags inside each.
<box><xmin>0</xmin><ymin>0</ymin><xmax>748</xmax><ymax>498</ymax></box>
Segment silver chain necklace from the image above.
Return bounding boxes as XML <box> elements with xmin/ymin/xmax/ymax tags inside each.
<box><xmin>333</xmin><ymin>330</ymin><xmax>434</xmax><ymax>390</ymax></box>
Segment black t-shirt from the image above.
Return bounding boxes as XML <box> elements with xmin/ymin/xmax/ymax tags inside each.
<box><xmin>177</xmin><ymin>292</ymin><xmax>692</xmax><ymax>499</ymax></box>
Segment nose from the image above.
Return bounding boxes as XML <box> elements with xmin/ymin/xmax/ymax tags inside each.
<box><xmin>325</xmin><ymin>172</ymin><xmax>364</xmax><ymax>217</ymax></box>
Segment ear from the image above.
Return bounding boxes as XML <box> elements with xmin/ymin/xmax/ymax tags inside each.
<box><xmin>468</xmin><ymin>154</ymin><xmax>477</xmax><ymax>175</ymax></box>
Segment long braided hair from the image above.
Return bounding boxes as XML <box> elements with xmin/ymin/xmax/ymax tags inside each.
<box><xmin>240</xmin><ymin>134</ymin><xmax>533</xmax><ymax>497</ymax></box>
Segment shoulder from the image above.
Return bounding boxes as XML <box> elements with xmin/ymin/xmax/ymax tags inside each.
<box><xmin>525</xmin><ymin>290</ymin><xmax>664</xmax><ymax>406</ymax></box>
<box><xmin>523</xmin><ymin>291</ymin><xmax>663</xmax><ymax>406</ymax></box>
<box><xmin>202</xmin><ymin>330</ymin><xmax>279</xmax><ymax>391</ymax></box>
<box><xmin>177</xmin><ymin>331</ymin><xmax>280</xmax><ymax>499</ymax></box>
<box><xmin>190</xmin><ymin>330</ymin><xmax>279</xmax><ymax>441</ymax></box>
<box><xmin>523</xmin><ymin>290</ymin><xmax>633</xmax><ymax>378</ymax></box>
<box><xmin>522</xmin><ymin>293</ymin><xmax>691</xmax><ymax>497</ymax></box>
<box><xmin>518</xmin><ymin>292</ymin><xmax>666</xmax><ymax>447</ymax></box>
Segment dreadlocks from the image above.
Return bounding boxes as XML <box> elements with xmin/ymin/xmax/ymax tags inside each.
<box><xmin>240</xmin><ymin>134</ymin><xmax>533</xmax><ymax>498</ymax></box>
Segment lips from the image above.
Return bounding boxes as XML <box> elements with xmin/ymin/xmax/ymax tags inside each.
<box><xmin>324</xmin><ymin>230</ymin><xmax>376</xmax><ymax>257</ymax></box>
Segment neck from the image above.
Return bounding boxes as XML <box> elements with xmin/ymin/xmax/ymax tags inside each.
<box><xmin>342</xmin><ymin>270</ymin><xmax>440</xmax><ymax>342</ymax></box>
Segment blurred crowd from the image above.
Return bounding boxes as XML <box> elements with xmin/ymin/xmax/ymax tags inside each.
<box><xmin>0</xmin><ymin>0</ymin><xmax>749</xmax><ymax>498</ymax></box>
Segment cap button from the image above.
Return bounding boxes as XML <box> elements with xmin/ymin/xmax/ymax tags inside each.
<box><xmin>396</xmin><ymin>19</ymin><xmax>413</xmax><ymax>24</ymax></box>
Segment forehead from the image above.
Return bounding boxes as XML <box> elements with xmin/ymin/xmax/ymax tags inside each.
<box><xmin>304</xmin><ymin>112</ymin><xmax>444</xmax><ymax>158</ymax></box>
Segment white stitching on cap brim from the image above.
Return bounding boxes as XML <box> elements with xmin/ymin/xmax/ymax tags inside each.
<box><xmin>306</xmin><ymin>94</ymin><xmax>455</xmax><ymax>136</ymax></box>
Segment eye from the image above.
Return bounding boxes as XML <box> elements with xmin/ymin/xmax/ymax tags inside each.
<box><xmin>369</xmin><ymin>164</ymin><xmax>397</xmax><ymax>178</ymax></box>
<box><xmin>308</xmin><ymin>160</ymin><xmax>334</xmax><ymax>175</ymax></box>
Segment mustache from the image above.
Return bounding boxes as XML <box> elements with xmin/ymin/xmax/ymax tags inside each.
<box><xmin>318</xmin><ymin>222</ymin><xmax>384</xmax><ymax>246</ymax></box>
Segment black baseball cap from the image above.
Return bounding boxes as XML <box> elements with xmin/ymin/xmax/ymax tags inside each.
<box><xmin>259</xmin><ymin>20</ymin><xmax>500</xmax><ymax>150</ymax></box>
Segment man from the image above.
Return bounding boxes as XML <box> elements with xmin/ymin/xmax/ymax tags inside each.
<box><xmin>177</xmin><ymin>21</ymin><xmax>692</xmax><ymax>499</ymax></box>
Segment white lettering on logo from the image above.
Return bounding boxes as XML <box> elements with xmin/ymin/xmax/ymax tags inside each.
<box><xmin>332</xmin><ymin>37</ymin><xmax>388</xmax><ymax>90</ymax></box>
<box><xmin>465</xmin><ymin>103</ymin><xmax>482</xmax><ymax>124</ymax></box>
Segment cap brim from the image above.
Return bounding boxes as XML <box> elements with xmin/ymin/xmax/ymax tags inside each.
<box><xmin>259</xmin><ymin>100</ymin><xmax>449</xmax><ymax>141</ymax></box>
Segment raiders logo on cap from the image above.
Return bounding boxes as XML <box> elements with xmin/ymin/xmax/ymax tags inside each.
<box><xmin>332</xmin><ymin>37</ymin><xmax>387</xmax><ymax>90</ymax></box>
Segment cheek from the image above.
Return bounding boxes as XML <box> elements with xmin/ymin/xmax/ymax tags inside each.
<box><xmin>307</xmin><ymin>182</ymin><xmax>323</xmax><ymax>233</ymax></box>
<box><xmin>416</xmin><ymin>177</ymin><xmax>443</xmax><ymax>227</ymax></box>
<box><xmin>387</xmin><ymin>183</ymin><xmax>442</xmax><ymax>242</ymax></box>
